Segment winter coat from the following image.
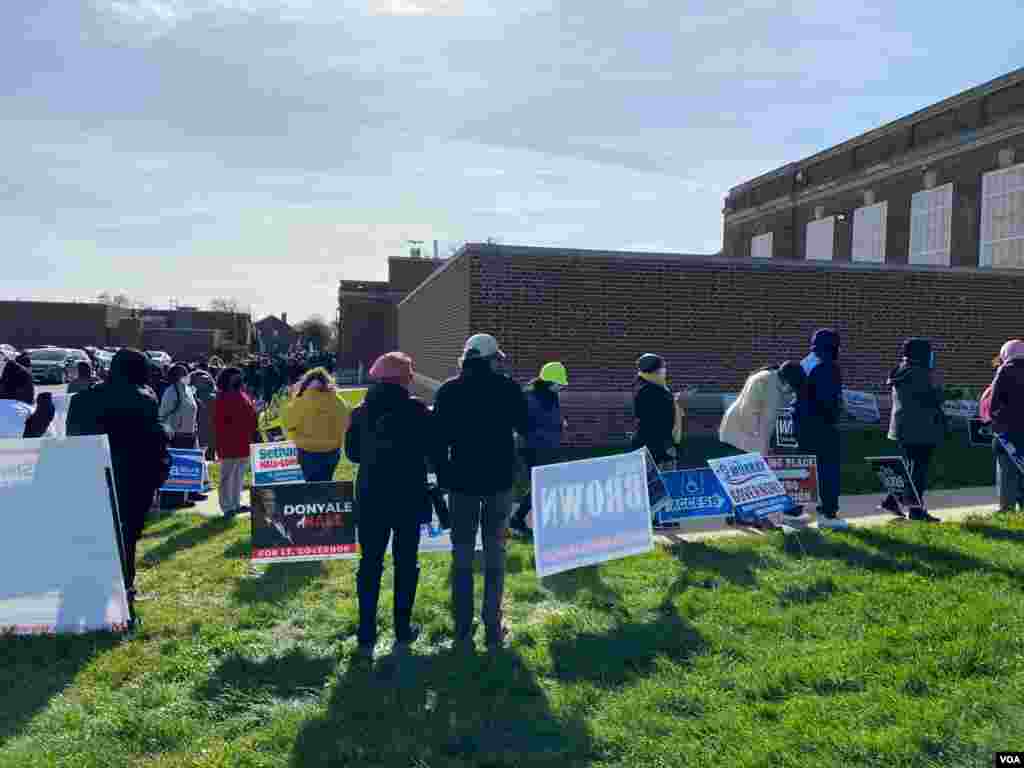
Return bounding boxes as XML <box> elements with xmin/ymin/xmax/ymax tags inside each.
<box><xmin>632</xmin><ymin>379</ymin><xmax>676</xmax><ymax>463</ymax></box>
<box><xmin>285</xmin><ymin>388</ymin><xmax>350</xmax><ymax>453</ymax></box>
<box><xmin>345</xmin><ymin>383</ymin><xmax>442</xmax><ymax>523</ymax></box>
<box><xmin>67</xmin><ymin>377</ymin><xmax>96</xmax><ymax>395</ymax></box>
<box><xmin>991</xmin><ymin>358</ymin><xmax>1024</xmax><ymax>435</ymax></box>
<box><xmin>192</xmin><ymin>372</ymin><xmax>217</xmax><ymax>450</ymax></box>
<box><xmin>795</xmin><ymin>330</ymin><xmax>843</xmax><ymax>443</ymax></box>
<box><xmin>524</xmin><ymin>385</ymin><xmax>563</xmax><ymax>452</ymax></box>
<box><xmin>159</xmin><ymin>381</ymin><xmax>199</xmax><ymax>436</ymax></box>
<box><xmin>213</xmin><ymin>390</ymin><xmax>258</xmax><ymax>460</ymax></box>
<box><xmin>719</xmin><ymin>369</ymin><xmax>784</xmax><ymax>455</ymax></box>
<box><xmin>0</xmin><ymin>399</ymin><xmax>33</xmax><ymax>438</ymax></box>
<box><xmin>887</xmin><ymin>364</ymin><xmax>945</xmax><ymax>446</ymax></box>
<box><xmin>433</xmin><ymin>359</ymin><xmax>529</xmax><ymax>495</ymax></box>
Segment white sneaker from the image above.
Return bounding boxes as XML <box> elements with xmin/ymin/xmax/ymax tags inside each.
<box><xmin>818</xmin><ymin>516</ymin><xmax>849</xmax><ymax>531</ymax></box>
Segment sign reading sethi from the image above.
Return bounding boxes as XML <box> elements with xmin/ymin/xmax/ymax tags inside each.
<box><xmin>251</xmin><ymin>441</ymin><xmax>304</xmax><ymax>486</ymax></box>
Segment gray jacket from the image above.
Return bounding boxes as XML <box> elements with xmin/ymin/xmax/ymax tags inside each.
<box><xmin>887</xmin><ymin>364</ymin><xmax>945</xmax><ymax>446</ymax></box>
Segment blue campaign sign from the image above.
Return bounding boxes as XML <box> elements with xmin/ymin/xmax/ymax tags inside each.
<box><xmin>532</xmin><ymin>449</ymin><xmax>653</xmax><ymax>578</ymax></box>
<box><xmin>657</xmin><ymin>469</ymin><xmax>731</xmax><ymax>525</ymax></box>
<box><xmin>162</xmin><ymin>449</ymin><xmax>206</xmax><ymax>493</ymax></box>
<box><xmin>707</xmin><ymin>452</ymin><xmax>790</xmax><ymax>524</ymax></box>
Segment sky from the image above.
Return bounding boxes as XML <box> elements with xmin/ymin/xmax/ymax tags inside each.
<box><xmin>3</xmin><ymin>1</ymin><xmax>1023</xmax><ymax>323</ymax></box>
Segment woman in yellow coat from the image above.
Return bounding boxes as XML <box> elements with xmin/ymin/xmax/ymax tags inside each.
<box><xmin>285</xmin><ymin>367</ymin><xmax>351</xmax><ymax>481</ymax></box>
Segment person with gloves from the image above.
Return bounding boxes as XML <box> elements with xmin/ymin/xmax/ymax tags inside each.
<box><xmin>632</xmin><ymin>353</ymin><xmax>686</xmax><ymax>469</ymax></box>
<box><xmin>990</xmin><ymin>339</ymin><xmax>1024</xmax><ymax>512</ymax></box>
<box><xmin>794</xmin><ymin>330</ymin><xmax>847</xmax><ymax>529</ymax></box>
<box><xmin>433</xmin><ymin>333</ymin><xmax>528</xmax><ymax>650</ymax></box>
<box><xmin>719</xmin><ymin>362</ymin><xmax>805</xmax><ymax>456</ymax></box>
<box><xmin>345</xmin><ymin>351</ymin><xmax>444</xmax><ymax>659</ymax></box>
<box><xmin>0</xmin><ymin>362</ymin><xmax>55</xmax><ymax>438</ymax></box>
<box><xmin>510</xmin><ymin>362</ymin><xmax>569</xmax><ymax>535</ymax></box>
<box><xmin>878</xmin><ymin>339</ymin><xmax>945</xmax><ymax>522</ymax></box>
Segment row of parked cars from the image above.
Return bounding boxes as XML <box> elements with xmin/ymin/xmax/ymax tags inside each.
<box><xmin>0</xmin><ymin>345</ymin><xmax>172</xmax><ymax>384</ymax></box>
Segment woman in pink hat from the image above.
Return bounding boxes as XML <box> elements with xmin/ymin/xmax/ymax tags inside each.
<box><xmin>989</xmin><ymin>339</ymin><xmax>1024</xmax><ymax>512</ymax></box>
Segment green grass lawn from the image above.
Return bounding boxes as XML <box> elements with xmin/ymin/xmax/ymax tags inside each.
<box><xmin>4</xmin><ymin>511</ymin><xmax>1024</xmax><ymax>767</ymax></box>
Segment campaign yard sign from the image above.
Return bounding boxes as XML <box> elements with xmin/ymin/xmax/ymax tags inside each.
<box><xmin>866</xmin><ymin>456</ymin><xmax>923</xmax><ymax>508</ymax></box>
<box><xmin>765</xmin><ymin>455</ymin><xmax>819</xmax><ymax>508</ymax></box>
<box><xmin>944</xmin><ymin>400</ymin><xmax>979</xmax><ymax>420</ymax></box>
<box><xmin>532</xmin><ymin>449</ymin><xmax>654</xmax><ymax>578</ymax></box>
<box><xmin>774</xmin><ymin>406</ymin><xmax>798</xmax><ymax>449</ymax></box>
<box><xmin>842</xmin><ymin>389</ymin><xmax>881</xmax><ymax>423</ymax></box>
<box><xmin>969</xmin><ymin>419</ymin><xmax>993</xmax><ymax>447</ymax></box>
<box><xmin>251</xmin><ymin>441</ymin><xmax>304</xmax><ymax>486</ymax></box>
<box><xmin>656</xmin><ymin>468</ymin><xmax>731</xmax><ymax>526</ymax></box>
<box><xmin>161</xmin><ymin>448</ymin><xmax>206</xmax><ymax>493</ymax></box>
<box><xmin>644</xmin><ymin>448</ymin><xmax>671</xmax><ymax>517</ymax></box>
<box><xmin>250</xmin><ymin>481</ymin><xmax>358</xmax><ymax>563</ymax></box>
<box><xmin>707</xmin><ymin>452</ymin><xmax>790</xmax><ymax>524</ymax></box>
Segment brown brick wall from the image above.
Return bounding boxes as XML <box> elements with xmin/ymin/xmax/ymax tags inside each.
<box><xmin>388</xmin><ymin>258</ymin><xmax>445</xmax><ymax>298</ymax></box>
<box><xmin>397</xmin><ymin>253</ymin><xmax>470</xmax><ymax>382</ymax></box>
<box><xmin>338</xmin><ymin>297</ymin><xmax>396</xmax><ymax>371</ymax></box>
<box><xmin>0</xmin><ymin>301</ymin><xmax>111</xmax><ymax>349</ymax></box>
<box><xmin>142</xmin><ymin>329</ymin><xmax>221</xmax><ymax>361</ymax></box>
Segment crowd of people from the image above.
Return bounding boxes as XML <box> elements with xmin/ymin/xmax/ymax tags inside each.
<box><xmin>1</xmin><ymin>328</ymin><xmax>1022</xmax><ymax>649</ymax></box>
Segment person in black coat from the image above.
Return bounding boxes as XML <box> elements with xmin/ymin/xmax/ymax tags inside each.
<box><xmin>345</xmin><ymin>351</ymin><xmax>444</xmax><ymax>659</ymax></box>
<box><xmin>67</xmin><ymin>348</ymin><xmax>170</xmax><ymax>626</ymax></box>
<box><xmin>631</xmin><ymin>353</ymin><xmax>684</xmax><ymax>467</ymax></box>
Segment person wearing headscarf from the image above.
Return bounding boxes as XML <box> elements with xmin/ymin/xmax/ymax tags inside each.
<box><xmin>0</xmin><ymin>362</ymin><xmax>55</xmax><ymax>438</ymax></box>
<box><xmin>66</xmin><ymin>348</ymin><xmax>171</xmax><ymax>628</ymax></box>
<box><xmin>159</xmin><ymin>362</ymin><xmax>202</xmax><ymax>508</ymax></box>
<box><xmin>990</xmin><ymin>339</ymin><xmax>1024</xmax><ymax>512</ymax></box>
<box><xmin>794</xmin><ymin>329</ymin><xmax>847</xmax><ymax>529</ymax></box>
<box><xmin>878</xmin><ymin>339</ymin><xmax>944</xmax><ymax>522</ymax></box>
<box><xmin>631</xmin><ymin>353</ymin><xmax>686</xmax><ymax>468</ymax></box>
<box><xmin>284</xmin><ymin>367</ymin><xmax>350</xmax><ymax>481</ymax></box>
<box><xmin>510</xmin><ymin>362</ymin><xmax>569</xmax><ymax>535</ymax></box>
<box><xmin>345</xmin><ymin>351</ymin><xmax>444</xmax><ymax>659</ymax></box>
<box><xmin>720</xmin><ymin>361</ymin><xmax>806</xmax><ymax>456</ymax></box>
<box><xmin>212</xmin><ymin>367</ymin><xmax>257</xmax><ymax>518</ymax></box>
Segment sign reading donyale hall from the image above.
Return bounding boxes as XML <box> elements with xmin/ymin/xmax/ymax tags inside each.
<box><xmin>531</xmin><ymin>449</ymin><xmax>654</xmax><ymax>579</ymax></box>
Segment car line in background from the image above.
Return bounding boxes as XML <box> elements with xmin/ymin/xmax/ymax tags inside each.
<box><xmin>146</xmin><ymin>350</ymin><xmax>172</xmax><ymax>367</ymax></box>
<box><xmin>28</xmin><ymin>348</ymin><xmax>75</xmax><ymax>384</ymax></box>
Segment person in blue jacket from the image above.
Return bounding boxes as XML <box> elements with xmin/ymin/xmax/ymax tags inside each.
<box><xmin>795</xmin><ymin>329</ymin><xmax>847</xmax><ymax>530</ymax></box>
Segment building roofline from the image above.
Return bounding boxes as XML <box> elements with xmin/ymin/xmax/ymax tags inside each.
<box><xmin>729</xmin><ymin>67</ymin><xmax>1024</xmax><ymax>196</ymax></box>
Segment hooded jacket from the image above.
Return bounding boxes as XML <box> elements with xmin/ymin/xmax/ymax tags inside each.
<box><xmin>795</xmin><ymin>330</ymin><xmax>843</xmax><ymax>438</ymax></box>
<box><xmin>991</xmin><ymin>357</ymin><xmax>1024</xmax><ymax>435</ymax></box>
<box><xmin>285</xmin><ymin>388</ymin><xmax>350</xmax><ymax>453</ymax></box>
<box><xmin>433</xmin><ymin>358</ymin><xmax>529</xmax><ymax>494</ymax></box>
<box><xmin>719</xmin><ymin>368</ymin><xmax>786</xmax><ymax>455</ymax></box>
<box><xmin>887</xmin><ymin>353</ymin><xmax>945</xmax><ymax>446</ymax></box>
<box><xmin>524</xmin><ymin>382</ymin><xmax>563</xmax><ymax>452</ymax></box>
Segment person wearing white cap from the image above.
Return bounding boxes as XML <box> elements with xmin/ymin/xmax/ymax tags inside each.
<box><xmin>433</xmin><ymin>333</ymin><xmax>529</xmax><ymax>650</ymax></box>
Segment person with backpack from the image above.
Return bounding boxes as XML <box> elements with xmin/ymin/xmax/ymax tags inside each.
<box><xmin>509</xmin><ymin>362</ymin><xmax>569</xmax><ymax>536</ymax></box>
<box><xmin>285</xmin><ymin>367</ymin><xmax>350</xmax><ymax>481</ymax></box>
<box><xmin>159</xmin><ymin>363</ymin><xmax>202</xmax><ymax>509</ymax></box>
<box><xmin>66</xmin><ymin>348</ymin><xmax>171</xmax><ymax>629</ymax></box>
<box><xmin>212</xmin><ymin>367</ymin><xmax>258</xmax><ymax>519</ymax></box>
<box><xmin>433</xmin><ymin>333</ymin><xmax>529</xmax><ymax>650</ymax></box>
<box><xmin>344</xmin><ymin>351</ymin><xmax>444</xmax><ymax>659</ymax></box>
<box><xmin>990</xmin><ymin>339</ymin><xmax>1024</xmax><ymax>512</ymax></box>
<box><xmin>877</xmin><ymin>339</ymin><xmax>944</xmax><ymax>522</ymax></box>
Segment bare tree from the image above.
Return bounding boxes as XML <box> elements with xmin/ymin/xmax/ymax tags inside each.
<box><xmin>296</xmin><ymin>315</ymin><xmax>331</xmax><ymax>353</ymax></box>
<box><xmin>97</xmin><ymin>291</ymin><xmax>134</xmax><ymax>308</ymax></box>
<box><xmin>209</xmin><ymin>297</ymin><xmax>242</xmax><ymax>313</ymax></box>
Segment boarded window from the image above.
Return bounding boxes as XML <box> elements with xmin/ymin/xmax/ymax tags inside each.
<box><xmin>806</xmin><ymin>217</ymin><xmax>835</xmax><ymax>261</ymax></box>
<box><xmin>909</xmin><ymin>184</ymin><xmax>953</xmax><ymax>266</ymax></box>
<box><xmin>751</xmin><ymin>232</ymin><xmax>773</xmax><ymax>259</ymax></box>
<box><xmin>852</xmin><ymin>201</ymin><xmax>888</xmax><ymax>263</ymax></box>
<box><xmin>980</xmin><ymin>162</ymin><xmax>1024</xmax><ymax>268</ymax></box>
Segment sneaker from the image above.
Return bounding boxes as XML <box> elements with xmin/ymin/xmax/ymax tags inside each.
<box><xmin>908</xmin><ymin>508</ymin><xmax>940</xmax><ymax>523</ymax></box>
<box><xmin>818</xmin><ymin>515</ymin><xmax>850</xmax><ymax>531</ymax></box>
<box><xmin>394</xmin><ymin>624</ymin><xmax>421</xmax><ymax>654</ymax></box>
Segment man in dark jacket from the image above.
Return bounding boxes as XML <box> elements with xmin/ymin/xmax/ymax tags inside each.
<box><xmin>795</xmin><ymin>329</ymin><xmax>847</xmax><ymax>529</ymax></box>
<box><xmin>879</xmin><ymin>338</ymin><xmax>944</xmax><ymax>522</ymax></box>
<box><xmin>433</xmin><ymin>333</ymin><xmax>528</xmax><ymax>649</ymax></box>
<box><xmin>67</xmin><ymin>348</ymin><xmax>170</xmax><ymax>626</ymax></box>
<box><xmin>990</xmin><ymin>340</ymin><xmax>1024</xmax><ymax>511</ymax></box>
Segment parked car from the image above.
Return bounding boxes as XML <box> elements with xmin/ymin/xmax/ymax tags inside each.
<box><xmin>93</xmin><ymin>349</ymin><xmax>114</xmax><ymax>377</ymax></box>
<box><xmin>28</xmin><ymin>348</ymin><xmax>74</xmax><ymax>384</ymax></box>
<box><xmin>146</xmin><ymin>350</ymin><xmax>172</xmax><ymax>366</ymax></box>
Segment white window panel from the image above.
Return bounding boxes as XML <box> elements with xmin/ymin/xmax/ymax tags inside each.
<box><xmin>980</xmin><ymin>162</ymin><xmax>1024</xmax><ymax>268</ymax></box>
<box><xmin>751</xmin><ymin>232</ymin><xmax>773</xmax><ymax>259</ymax></box>
<box><xmin>909</xmin><ymin>183</ymin><xmax>953</xmax><ymax>266</ymax></box>
<box><xmin>806</xmin><ymin>216</ymin><xmax>835</xmax><ymax>261</ymax></box>
<box><xmin>852</xmin><ymin>201</ymin><xmax>887</xmax><ymax>263</ymax></box>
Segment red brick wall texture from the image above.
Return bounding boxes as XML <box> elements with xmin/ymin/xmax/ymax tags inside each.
<box><xmin>398</xmin><ymin>244</ymin><xmax>1022</xmax><ymax>446</ymax></box>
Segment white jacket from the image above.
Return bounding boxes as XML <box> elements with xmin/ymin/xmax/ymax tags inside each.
<box><xmin>719</xmin><ymin>369</ymin><xmax>784</xmax><ymax>455</ymax></box>
<box><xmin>159</xmin><ymin>382</ymin><xmax>199</xmax><ymax>436</ymax></box>
<box><xmin>0</xmin><ymin>399</ymin><xmax>33</xmax><ymax>438</ymax></box>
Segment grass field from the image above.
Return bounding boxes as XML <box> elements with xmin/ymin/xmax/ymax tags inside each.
<box><xmin>3</xmin><ymin>509</ymin><xmax>1024</xmax><ymax>767</ymax></box>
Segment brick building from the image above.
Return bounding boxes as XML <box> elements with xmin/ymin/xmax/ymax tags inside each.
<box><xmin>337</xmin><ymin>257</ymin><xmax>444</xmax><ymax>371</ymax></box>
<box><xmin>0</xmin><ymin>301</ymin><xmax>140</xmax><ymax>350</ymax></box>
<box><xmin>255</xmin><ymin>313</ymin><xmax>299</xmax><ymax>356</ymax></box>
<box><xmin>140</xmin><ymin>308</ymin><xmax>253</xmax><ymax>358</ymax></box>
<box><xmin>723</xmin><ymin>68</ymin><xmax>1024</xmax><ymax>268</ymax></box>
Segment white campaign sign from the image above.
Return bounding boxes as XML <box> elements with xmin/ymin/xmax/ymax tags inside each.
<box><xmin>0</xmin><ymin>436</ymin><xmax>130</xmax><ymax>634</ymax></box>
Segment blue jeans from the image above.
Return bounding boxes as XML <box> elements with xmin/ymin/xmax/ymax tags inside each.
<box><xmin>297</xmin><ymin>449</ymin><xmax>340</xmax><ymax>483</ymax></box>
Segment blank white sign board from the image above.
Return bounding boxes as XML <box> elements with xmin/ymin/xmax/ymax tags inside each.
<box><xmin>0</xmin><ymin>436</ymin><xmax>130</xmax><ymax>634</ymax></box>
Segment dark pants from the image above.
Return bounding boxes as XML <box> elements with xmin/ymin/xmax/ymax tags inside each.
<box><xmin>115</xmin><ymin>487</ymin><xmax>151</xmax><ymax>598</ymax></box>
<box><xmin>514</xmin><ymin>448</ymin><xmax>558</xmax><ymax>524</ymax></box>
<box><xmin>356</xmin><ymin>511</ymin><xmax>421</xmax><ymax>646</ymax></box>
<box><xmin>884</xmin><ymin>444</ymin><xmax>934</xmax><ymax>508</ymax></box>
<box><xmin>450</xmin><ymin>491</ymin><xmax>510</xmax><ymax>639</ymax></box>
<box><xmin>297</xmin><ymin>448</ymin><xmax>340</xmax><ymax>482</ymax></box>
<box><xmin>800</xmin><ymin>426</ymin><xmax>840</xmax><ymax>516</ymax></box>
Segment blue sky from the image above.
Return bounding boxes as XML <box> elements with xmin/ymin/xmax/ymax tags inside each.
<box><xmin>3</xmin><ymin>1</ymin><xmax>1022</xmax><ymax>322</ymax></box>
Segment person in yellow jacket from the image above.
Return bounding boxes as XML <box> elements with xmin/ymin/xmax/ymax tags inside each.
<box><xmin>285</xmin><ymin>367</ymin><xmax>351</xmax><ymax>481</ymax></box>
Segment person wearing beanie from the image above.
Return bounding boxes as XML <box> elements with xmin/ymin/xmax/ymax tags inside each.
<box><xmin>990</xmin><ymin>339</ymin><xmax>1024</xmax><ymax>512</ymax></box>
<box><xmin>433</xmin><ymin>333</ymin><xmax>529</xmax><ymax>650</ymax></box>
<box><xmin>345</xmin><ymin>351</ymin><xmax>445</xmax><ymax>659</ymax></box>
<box><xmin>720</xmin><ymin>362</ymin><xmax>805</xmax><ymax>457</ymax></box>
<box><xmin>794</xmin><ymin>329</ymin><xmax>847</xmax><ymax>529</ymax></box>
<box><xmin>0</xmin><ymin>362</ymin><xmax>55</xmax><ymax>438</ymax></box>
<box><xmin>284</xmin><ymin>367</ymin><xmax>350</xmax><ymax>481</ymax></box>
<box><xmin>510</xmin><ymin>362</ymin><xmax>569</xmax><ymax>535</ymax></box>
<box><xmin>631</xmin><ymin>353</ymin><xmax>686</xmax><ymax>468</ymax></box>
<box><xmin>878</xmin><ymin>339</ymin><xmax>944</xmax><ymax>522</ymax></box>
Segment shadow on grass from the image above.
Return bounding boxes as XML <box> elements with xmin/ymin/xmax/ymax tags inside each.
<box><xmin>960</xmin><ymin>519</ymin><xmax>1024</xmax><ymax>546</ymax></box>
<box><xmin>138</xmin><ymin>519</ymin><xmax>190</xmax><ymax>540</ymax></box>
<box><xmin>547</xmin><ymin>603</ymin><xmax>705</xmax><ymax>688</ymax></box>
<box><xmin>291</xmin><ymin>649</ymin><xmax>596</xmax><ymax>768</ymax></box>
<box><xmin>0</xmin><ymin>632</ymin><xmax>122</xmax><ymax>743</ymax></box>
<box><xmin>232</xmin><ymin>561</ymin><xmax>325</xmax><ymax>604</ymax></box>
<box><xmin>778</xmin><ymin>577</ymin><xmax>836</xmax><ymax>607</ymax></box>
<box><xmin>223</xmin><ymin>539</ymin><xmax>251</xmax><ymax>559</ymax></box>
<box><xmin>659</xmin><ymin>541</ymin><xmax>765</xmax><ymax>608</ymax></box>
<box><xmin>140</xmin><ymin>517</ymin><xmax>236</xmax><ymax>569</ymax></box>
<box><xmin>542</xmin><ymin>565</ymin><xmax>626</xmax><ymax>618</ymax></box>
<box><xmin>196</xmin><ymin>647</ymin><xmax>335</xmax><ymax>715</ymax></box>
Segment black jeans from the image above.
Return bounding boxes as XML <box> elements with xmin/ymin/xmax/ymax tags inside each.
<box><xmin>799</xmin><ymin>426</ymin><xmax>840</xmax><ymax>516</ymax></box>
<box><xmin>356</xmin><ymin>511</ymin><xmax>421</xmax><ymax>647</ymax></box>
<box><xmin>883</xmin><ymin>443</ymin><xmax>934</xmax><ymax>508</ymax></box>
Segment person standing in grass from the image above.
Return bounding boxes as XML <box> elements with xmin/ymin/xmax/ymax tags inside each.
<box><xmin>990</xmin><ymin>339</ymin><xmax>1024</xmax><ymax>512</ymax></box>
<box><xmin>632</xmin><ymin>353</ymin><xmax>686</xmax><ymax>470</ymax></box>
<box><xmin>877</xmin><ymin>339</ymin><xmax>944</xmax><ymax>523</ymax></box>
<box><xmin>285</xmin><ymin>367</ymin><xmax>350</xmax><ymax>482</ymax></box>
<box><xmin>212</xmin><ymin>367</ymin><xmax>257</xmax><ymax>519</ymax></box>
<box><xmin>345</xmin><ymin>351</ymin><xmax>444</xmax><ymax>659</ymax></box>
<box><xmin>509</xmin><ymin>362</ymin><xmax>569</xmax><ymax>536</ymax></box>
<box><xmin>159</xmin><ymin>363</ymin><xmax>203</xmax><ymax>509</ymax></box>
